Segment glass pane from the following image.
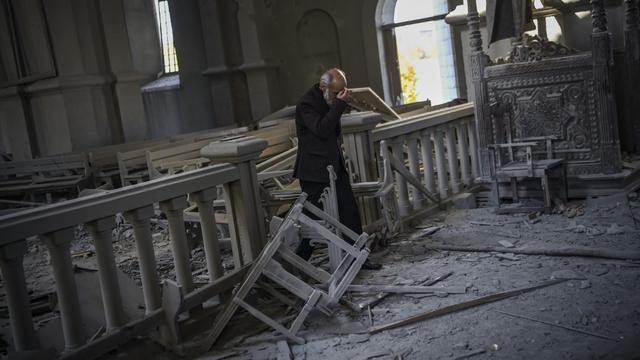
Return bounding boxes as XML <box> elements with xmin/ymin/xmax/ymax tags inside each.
<box><xmin>156</xmin><ymin>0</ymin><xmax>179</xmax><ymax>73</ymax></box>
<box><xmin>394</xmin><ymin>0</ymin><xmax>448</xmax><ymax>22</ymax></box>
<box><xmin>394</xmin><ymin>20</ymin><xmax>458</xmax><ymax>105</ymax></box>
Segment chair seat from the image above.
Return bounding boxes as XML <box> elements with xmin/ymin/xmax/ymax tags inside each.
<box><xmin>496</xmin><ymin>158</ymin><xmax>564</xmax><ymax>177</ymax></box>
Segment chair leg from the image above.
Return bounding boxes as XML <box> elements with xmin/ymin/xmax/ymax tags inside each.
<box><xmin>492</xmin><ymin>176</ymin><xmax>501</xmax><ymax>209</ymax></box>
<box><xmin>561</xmin><ymin>165</ymin><xmax>569</xmax><ymax>203</ymax></box>
<box><xmin>510</xmin><ymin>177</ymin><xmax>519</xmax><ymax>203</ymax></box>
<box><xmin>541</xmin><ymin>173</ymin><xmax>552</xmax><ymax>214</ymax></box>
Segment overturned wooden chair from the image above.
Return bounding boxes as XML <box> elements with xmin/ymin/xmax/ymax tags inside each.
<box><xmin>203</xmin><ymin>192</ymin><xmax>370</xmax><ymax>348</ymax></box>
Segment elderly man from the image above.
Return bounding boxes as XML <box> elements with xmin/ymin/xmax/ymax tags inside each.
<box><xmin>293</xmin><ymin>68</ymin><xmax>381</xmax><ymax>270</ymax></box>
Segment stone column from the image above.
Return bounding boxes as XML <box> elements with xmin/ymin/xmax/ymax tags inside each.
<box><xmin>590</xmin><ymin>0</ymin><xmax>622</xmax><ymax>174</ymax></box>
<box><xmin>445</xmin><ymin>125</ymin><xmax>461</xmax><ymax>193</ymax></box>
<box><xmin>42</xmin><ymin>228</ymin><xmax>84</xmax><ymax>350</ymax></box>
<box><xmin>0</xmin><ymin>242</ymin><xmax>39</xmax><ymax>351</ymax></box>
<box><xmin>340</xmin><ymin>112</ymin><xmax>383</xmax><ymax>225</ymax></box>
<box><xmin>201</xmin><ymin>137</ymin><xmax>268</xmax><ymax>267</ymax></box>
<box><xmin>420</xmin><ymin>129</ymin><xmax>436</xmax><ymax>194</ymax></box>
<box><xmin>406</xmin><ymin>133</ymin><xmax>424</xmax><ymax>209</ymax></box>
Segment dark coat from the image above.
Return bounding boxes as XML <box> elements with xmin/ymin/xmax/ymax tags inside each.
<box><xmin>293</xmin><ymin>84</ymin><xmax>347</xmax><ymax>183</ymax></box>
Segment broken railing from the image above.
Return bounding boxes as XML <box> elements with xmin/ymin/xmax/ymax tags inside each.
<box><xmin>342</xmin><ymin>102</ymin><xmax>479</xmax><ymax>230</ymax></box>
<box><xmin>0</xmin><ymin>138</ymin><xmax>268</xmax><ymax>359</ymax></box>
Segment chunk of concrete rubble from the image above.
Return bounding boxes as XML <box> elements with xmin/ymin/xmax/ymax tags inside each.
<box><xmin>606</xmin><ymin>223</ymin><xmax>625</xmax><ymax>235</ymax></box>
<box><xmin>580</xmin><ymin>280</ymin><xmax>592</xmax><ymax>289</ymax></box>
<box><xmin>550</xmin><ymin>269</ymin><xmax>586</xmax><ymax>280</ymax></box>
<box><xmin>409</xmin><ymin>226</ymin><xmax>440</xmax><ymax>240</ymax></box>
<box><xmin>452</xmin><ymin>342</ymin><xmax>469</xmax><ymax>350</ymax></box>
<box><xmin>586</xmin><ymin>227</ymin><xmax>604</xmax><ymax>236</ymax></box>
<box><xmin>495</xmin><ymin>253</ymin><xmax>519</xmax><ymax>261</ymax></box>
<box><xmin>498</xmin><ymin>240</ymin><xmax>514</xmax><ymax>248</ymax></box>
<box><xmin>573</xmin><ymin>225</ymin><xmax>586</xmax><ymax>233</ymax></box>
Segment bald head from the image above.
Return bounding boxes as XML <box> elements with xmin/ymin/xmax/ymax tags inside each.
<box><xmin>319</xmin><ymin>68</ymin><xmax>348</xmax><ymax>105</ymax></box>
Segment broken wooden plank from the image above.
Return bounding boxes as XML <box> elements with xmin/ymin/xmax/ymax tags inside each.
<box><xmin>368</xmin><ymin>279</ymin><xmax>567</xmax><ymax>334</ymax></box>
<box><xmin>495</xmin><ymin>310</ymin><xmax>619</xmax><ymax>342</ymax></box>
<box><xmin>348</xmin><ymin>284</ymin><xmax>465</xmax><ymax>294</ymax></box>
<box><xmin>422</xmin><ymin>244</ymin><xmax>640</xmax><ymax>261</ymax></box>
<box><xmin>276</xmin><ymin>340</ymin><xmax>293</xmax><ymax>360</ymax></box>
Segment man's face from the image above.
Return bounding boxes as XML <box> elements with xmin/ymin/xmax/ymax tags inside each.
<box><xmin>322</xmin><ymin>87</ymin><xmax>342</xmax><ymax>105</ymax></box>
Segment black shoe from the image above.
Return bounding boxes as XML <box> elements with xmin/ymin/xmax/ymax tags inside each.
<box><xmin>361</xmin><ymin>259</ymin><xmax>382</xmax><ymax>270</ymax></box>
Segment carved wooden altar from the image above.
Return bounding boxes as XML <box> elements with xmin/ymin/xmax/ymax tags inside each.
<box><xmin>466</xmin><ymin>0</ymin><xmax>625</xmax><ymax>179</ymax></box>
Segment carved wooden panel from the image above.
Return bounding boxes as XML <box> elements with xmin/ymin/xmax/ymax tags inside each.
<box><xmin>485</xmin><ymin>55</ymin><xmax>607</xmax><ymax>176</ymax></box>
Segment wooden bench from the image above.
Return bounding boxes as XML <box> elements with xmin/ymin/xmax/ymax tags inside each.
<box><xmin>0</xmin><ymin>153</ymin><xmax>91</xmax><ymax>201</ymax></box>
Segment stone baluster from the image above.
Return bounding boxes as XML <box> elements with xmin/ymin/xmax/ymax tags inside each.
<box><xmin>406</xmin><ymin>133</ymin><xmax>424</xmax><ymax>209</ymax></box>
<box><xmin>42</xmin><ymin>228</ymin><xmax>84</xmax><ymax>350</ymax></box>
<box><xmin>445</xmin><ymin>125</ymin><xmax>461</xmax><ymax>194</ymax></box>
<box><xmin>191</xmin><ymin>189</ymin><xmax>224</xmax><ymax>282</ymax></box>
<box><xmin>87</xmin><ymin>217</ymin><xmax>126</xmax><ymax>331</ymax></box>
<box><xmin>433</xmin><ymin>128</ymin><xmax>448</xmax><ymax>199</ymax></box>
<box><xmin>389</xmin><ymin>136</ymin><xmax>412</xmax><ymax>216</ymax></box>
<box><xmin>467</xmin><ymin>118</ymin><xmax>480</xmax><ymax>178</ymax></box>
<box><xmin>0</xmin><ymin>242</ymin><xmax>39</xmax><ymax>351</ymax></box>
<box><xmin>456</xmin><ymin>120</ymin><xmax>471</xmax><ymax>186</ymax></box>
<box><xmin>124</xmin><ymin>206</ymin><xmax>161</xmax><ymax>313</ymax></box>
<box><xmin>340</xmin><ymin>112</ymin><xmax>384</xmax><ymax>225</ymax></box>
<box><xmin>202</xmin><ymin>138</ymin><xmax>268</xmax><ymax>267</ymax></box>
<box><xmin>420</xmin><ymin>129</ymin><xmax>436</xmax><ymax>195</ymax></box>
<box><xmin>160</xmin><ymin>197</ymin><xmax>194</xmax><ymax>293</ymax></box>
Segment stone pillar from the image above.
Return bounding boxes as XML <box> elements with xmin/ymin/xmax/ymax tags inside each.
<box><xmin>236</xmin><ymin>0</ymin><xmax>279</xmax><ymax>122</ymax></box>
<box><xmin>456</xmin><ymin>120</ymin><xmax>471</xmax><ymax>186</ymax></box>
<box><xmin>42</xmin><ymin>228</ymin><xmax>85</xmax><ymax>350</ymax></box>
<box><xmin>590</xmin><ymin>0</ymin><xmax>622</xmax><ymax>174</ymax></box>
<box><xmin>201</xmin><ymin>137</ymin><xmax>268</xmax><ymax>267</ymax></box>
<box><xmin>466</xmin><ymin>0</ymin><xmax>493</xmax><ymax>179</ymax></box>
<box><xmin>0</xmin><ymin>242</ymin><xmax>39</xmax><ymax>351</ymax></box>
<box><xmin>87</xmin><ymin>217</ymin><xmax>126</xmax><ymax>331</ymax></box>
<box><xmin>340</xmin><ymin>112</ymin><xmax>383</xmax><ymax>225</ymax></box>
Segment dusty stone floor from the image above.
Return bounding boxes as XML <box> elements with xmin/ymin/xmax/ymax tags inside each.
<box><xmin>192</xmin><ymin>191</ymin><xmax>640</xmax><ymax>360</ymax></box>
<box><xmin>1</xmin><ymin>190</ymin><xmax>639</xmax><ymax>359</ymax></box>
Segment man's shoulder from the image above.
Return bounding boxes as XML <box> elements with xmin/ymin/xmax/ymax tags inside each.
<box><xmin>297</xmin><ymin>84</ymin><xmax>322</xmax><ymax>108</ymax></box>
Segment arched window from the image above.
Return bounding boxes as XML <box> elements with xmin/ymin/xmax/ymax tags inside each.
<box><xmin>153</xmin><ymin>0</ymin><xmax>179</xmax><ymax>74</ymax></box>
<box><xmin>379</xmin><ymin>0</ymin><xmax>459</xmax><ymax>106</ymax></box>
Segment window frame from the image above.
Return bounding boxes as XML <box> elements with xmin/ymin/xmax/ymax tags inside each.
<box><xmin>381</xmin><ymin>8</ymin><xmax>462</xmax><ymax>106</ymax></box>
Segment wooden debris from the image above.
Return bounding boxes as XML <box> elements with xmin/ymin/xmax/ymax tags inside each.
<box><xmin>454</xmin><ymin>349</ymin><xmax>486</xmax><ymax>360</ymax></box>
<box><xmin>422</xmin><ymin>244</ymin><xmax>640</xmax><ymax>261</ymax></box>
<box><xmin>348</xmin><ymin>284</ymin><xmax>465</xmax><ymax>294</ymax></box>
<box><xmin>368</xmin><ymin>279</ymin><xmax>567</xmax><ymax>334</ymax></box>
<box><xmin>496</xmin><ymin>310</ymin><xmax>619</xmax><ymax>342</ymax></box>
<box><xmin>357</xmin><ymin>271</ymin><xmax>453</xmax><ymax>310</ymax></box>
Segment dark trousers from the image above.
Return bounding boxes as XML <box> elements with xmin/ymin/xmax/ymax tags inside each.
<box><xmin>295</xmin><ymin>168</ymin><xmax>363</xmax><ymax>260</ymax></box>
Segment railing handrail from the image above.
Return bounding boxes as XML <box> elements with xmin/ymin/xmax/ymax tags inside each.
<box><xmin>372</xmin><ymin>102</ymin><xmax>474</xmax><ymax>142</ymax></box>
<box><xmin>0</xmin><ymin>163</ymin><xmax>239</xmax><ymax>245</ymax></box>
